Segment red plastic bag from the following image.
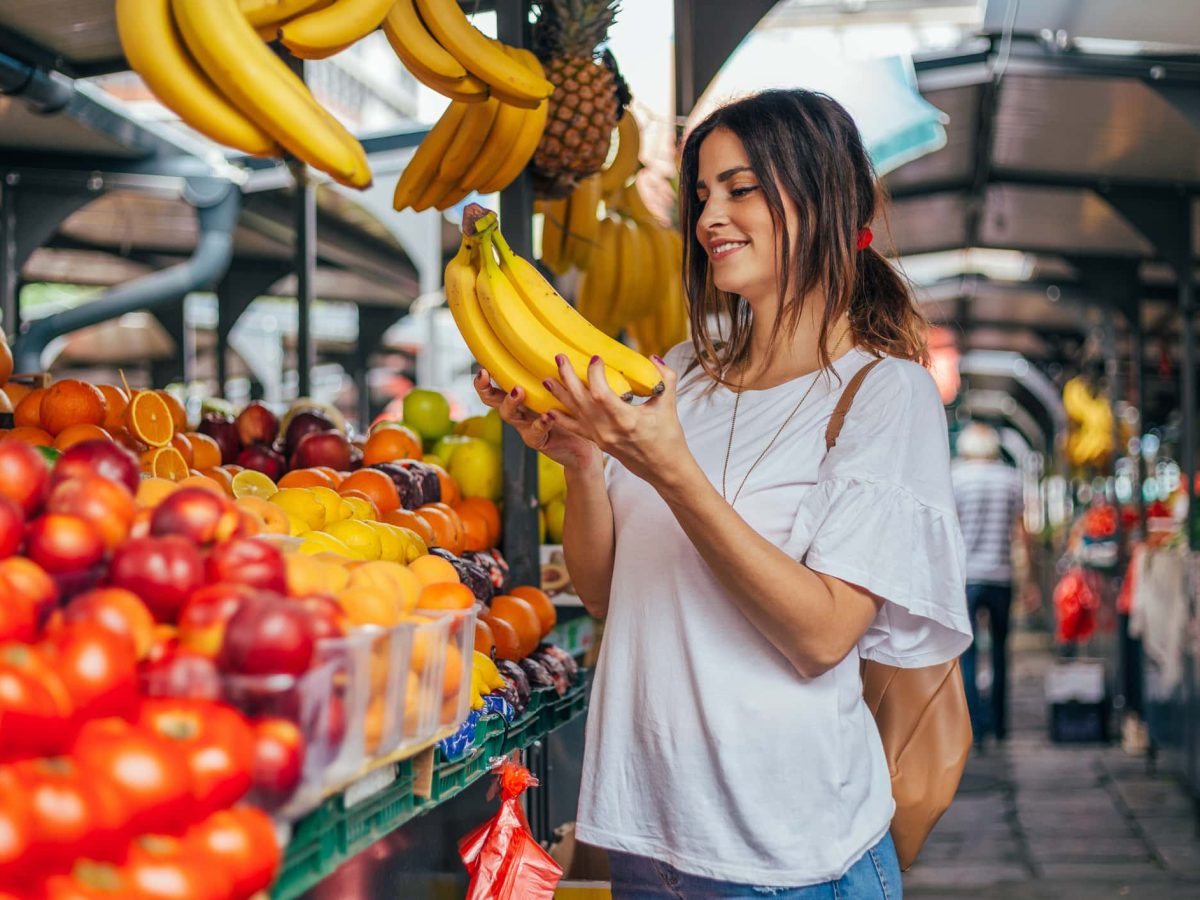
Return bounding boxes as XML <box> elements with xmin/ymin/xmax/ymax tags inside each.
<box><xmin>1054</xmin><ymin>568</ymin><xmax>1100</xmax><ymax>643</ymax></box>
<box><xmin>459</xmin><ymin>760</ymin><xmax>563</xmax><ymax>900</ymax></box>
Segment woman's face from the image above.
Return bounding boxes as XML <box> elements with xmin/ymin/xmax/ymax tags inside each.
<box><xmin>694</xmin><ymin>128</ymin><xmax>799</xmax><ymax>310</ymax></box>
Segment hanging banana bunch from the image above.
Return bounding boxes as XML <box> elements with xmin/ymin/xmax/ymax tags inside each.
<box><xmin>1063</xmin><ymin>376</ymin><xmax>1115</xmax><ymax>469</ymax></box>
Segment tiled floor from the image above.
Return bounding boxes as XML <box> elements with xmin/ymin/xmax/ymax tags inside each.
<box><xmin>906</xmin><ymin>632</ymin><xmax>1200</xmax><ymax>899</ymax></box>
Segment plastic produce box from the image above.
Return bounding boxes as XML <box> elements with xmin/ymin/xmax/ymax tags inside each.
<box><xmin>400</xmin><ymin>613</ymin><xmax>451</xmax><ymax>749</ymax></box>
<box><xmin>417</xmin><ymin>606</ymin><xmax>477</xmax><ymax>734</ymax></box>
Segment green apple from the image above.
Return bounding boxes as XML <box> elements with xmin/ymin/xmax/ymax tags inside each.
<box><xmin>454</xmin><ymin>409</ymin><xmax>503</xmax><ymax>444</ymax></box>
<box><xmin>429</xmin><ymin>434</ymin><xmax>472</xmax><ymax>468</ymax></box>
<box><xmin>402</xmin><ymin>388</ymin><xmax>451</xmax><ymax>441</ymax></box>
<box><xmin>544</xmin><ymin>496</ymin><xmax>565</xmax><ymax>544</ymax></box>
<box><xmin>448</xmin><ymin>437</ymin><xmax>503</xmax><ymax>501</ymax></box>
<box><xmin>537</xmin><ymin>453</ymin><xmax>566</xmax><ymax>506</ymax></box>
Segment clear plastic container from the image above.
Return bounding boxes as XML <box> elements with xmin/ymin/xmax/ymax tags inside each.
<box><xmin>399</xmin><ymin>613</ymin><xmax>451</xmax><ymax>750</ymax></box>
<box><xmin>417</xmin><ymin>607</ymin><xmax>477</xmax><ymax>734</ymax></box>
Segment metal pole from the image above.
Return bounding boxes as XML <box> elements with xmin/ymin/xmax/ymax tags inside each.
<box><xmin>1181</xmin><ymin>224</ymin><xmax>1196</xmax><ymax>552</ymax></box>
<box><xmin>1132</xmin><ymin>298</ymin><xmax>1147</xmax><ymax>534</ymax></box>
<box><xmin>0</xmin><ymin>174</ymin><xmax>17</xmax><ymax>336</ymax></box>
<box><xmin>291</xmin><ymin>158</ymin><xmax>316</xmax><ymax>400</ymax></box>
<box><xmin>496</xmin><ymin>0</ymin><xmax>540</xmax><ymax>591</ymax></box>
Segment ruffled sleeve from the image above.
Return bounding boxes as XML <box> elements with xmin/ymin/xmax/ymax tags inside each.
<box><xmin>783</xmin><ymin>358</ymin><xmax>972</xmax><ymax>668</ymax></box>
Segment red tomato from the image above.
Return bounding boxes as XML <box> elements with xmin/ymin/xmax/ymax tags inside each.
<box><xmin>41</xmin><ymin>862</ymin><xmax>147</xmax><ymax>899</ymax></box>
<box><xmin>13</xmin><ymin>756</ymin><xmax>105</xmax><ymax>869</ymax></box>
<box><xmin>136</xmin><ymin>699</ymin><xmax>255</xmax><ymax>818</ymax></box>
<box><xmin>72</xmin><ymin>719</ymin><xmax>192</xmax><ymax>835</ymax></box>
<box><xmin>0</xmin><ymin>766</ymin><xmax>32</xmax><ymax>881</ymax></box>
<box><xmin>0</xmin><ymin>644</ymin><xmax>76</xmax><ymax>759</ymax></box>
<box><xmin>185</xmin><ymin>807</ymin><xmax>280</xmax><ymax>900</ymax></box>
<box><xmin>123</xmin><ymin>835</ymin><xmax>231</xmax><ymax>900</ymax></box>
<box><xmin>43</xmin><ymin>622</ymin><xmax>139</xmax><ymax>722</ymax></box>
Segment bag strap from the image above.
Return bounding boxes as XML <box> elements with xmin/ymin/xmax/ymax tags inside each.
<box><xmin>824</xmin><ymin>358</ymin><xmax>885</xmax><ymax>451</ymax></box>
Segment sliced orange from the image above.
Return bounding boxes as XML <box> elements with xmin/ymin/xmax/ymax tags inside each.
<box><xmin>188</xmin><ymin>433</ymin><xmax>222</xmax><ymax>470</ymax></box>
<box><xmin>170</xmin><ymin>432</ymin><xmax>194</xmax><ymax>467</ymax></box>
<box><xmin>127</xmin><ymin>390</ymin><xmax>174</xmax><ymax>448</ymax></box>
<box><xmin>145</xmin><ymin>445</ymin><xmax>190</xmax><ymax>481</ymax></box>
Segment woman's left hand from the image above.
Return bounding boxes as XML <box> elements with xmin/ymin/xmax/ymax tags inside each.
<box><xmin>539</xmin><ymin>354</ymin><xmax>692</xmax><ymax>489</ymax></box>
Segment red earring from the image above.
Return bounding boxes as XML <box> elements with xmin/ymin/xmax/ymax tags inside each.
<box><xmin>855</xmin><ymin>228</ymin><xmax>873</xmax><ymax>251</ymax></box>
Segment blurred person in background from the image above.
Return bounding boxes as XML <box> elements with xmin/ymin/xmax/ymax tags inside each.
<box><xmin>952</xmin><ymin>422</ymin><xmax>1036</xmax><ymax>747</ymax></box>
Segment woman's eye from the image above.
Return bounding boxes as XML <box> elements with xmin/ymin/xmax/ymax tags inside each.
<box><xmin>730</xmin><ymin>185</ymin><xmax>758</xmax><ymax>198</ymax></box>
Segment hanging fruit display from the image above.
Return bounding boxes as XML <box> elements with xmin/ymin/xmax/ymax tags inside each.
<box><xmin>1062</xmin><ymin>376</ymin><xmax>1114</xmax><ymax>469</ymax></box>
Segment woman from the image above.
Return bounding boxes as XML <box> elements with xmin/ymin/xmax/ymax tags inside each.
<box><xmin>475</xmin><ymin>90</ymin><xmax>971</xmax><ymax>898</ymax></box>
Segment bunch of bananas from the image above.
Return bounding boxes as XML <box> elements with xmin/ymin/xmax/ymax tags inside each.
<box><xmin>388</xmin><ymin>0</ymin><xmax>553</xmax><ymax>210</ymax></box>
<box><xmin>538</xmin><ymin>111</ymin><xmax>688</xmax><ymax>356</ymax></box>
<box><xmin>1063</xmin><ymin>376</ymin><xmax>1115</xmax><ymax>469</ymax></box>
<box><xmin>118</xmin><ymin>0</ymin><xmax>372</xmax><ymax>187</ymax></box>
<box><xmin>445</xmin><ymin>205</ymin><xmax>664</xmax><ymax>415</ymax></box>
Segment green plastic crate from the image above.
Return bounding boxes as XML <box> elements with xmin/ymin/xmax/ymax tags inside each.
<box><xmin>272</xmin><ymin>798</ymin><xmax>342</xmax><ymax>900</ymax></box>
<box><xmin>342</xmin><ymin>765</ymin><xmax>417</xmax><ymax>857</ymax></box>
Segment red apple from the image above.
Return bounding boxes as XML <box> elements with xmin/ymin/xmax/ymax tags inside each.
<box><xmin>236</xmin><ymin>444</ymin><xmax>286</xmax><ymax>481</ymax></box>
<box><xmin>150</xmin><ymin>488</ymin><xmax>242</xmax><ymax>546</ymax></box>
<box><xmin>347</xmin><ymin>444</ymin><xmax>363</xmax><ymax>471</ymax></box>
<box><xmin>50</xmin><ymin>563</ymin><xmax>106</xmax><ymax>601</ymax></box>
<box><xmin>25</xmin><ymin>514</ymin><xmax>105</xmax><ymax>573</ymax></box>
<box><xmin>51</xmin><ymin>440</ymin><xmax>139</xmax><ymax>496</ymax></box>
<box><xmin>0</xmin><ymin>496</ymin><xmax>23</xmax><ymax>559</ymax></box>
<box><xmin>198</xmin><ymin>413</ymin><xmax>241</xmax><ymax>465</ymax></box>
<box><xmin>61</xmin><ymin>587</ymin><xmax>156</xmax><ymax>661</ymax></box>
<box><xmin>247</xmin><ymin>717</ymin><xmax>305</xmax><ymax>809</ymax></box>
<box><xmin>177</xmin><ymin>583</ymin><xmax>256</xmax><ymax>658</ymax></box>
<box><xmin>108</xmin><ymin>536</ymin><xmax>205</xmax><ymax>623</ymax></box>
<box><xmin>219</xmin><ymin>595</ymin><xmax>315</xmax><ymax>677</ymax></box>
<box><xmin>289</xmin><ymin>430</ymin><xmax>351</xmax><ymax>472</ymax></box>
<box><xmin>139</xmin><ymin>648</ymin><xmax>222</xmax><ymax>701</ymax></box>
<box><xmin>235</xmin><ymin>402</ymin><xmax>279</xmax><ymax>448</ymax></box>
<box><xmin>284</xmin><ymin>410</ymin><xmax>337</xmax><ymax>458</ymax></box>
<box><xmin>0</xmin><ymin>440</ymin><xmax>50</xmax><ymax>516</ymax></box>
<box><xmin>46</xmin><ymin>476</ymin><xmax>135</xmax><ymax>552</ymax></box>
<box><xmin>296</xmin><ymin>594</ymin><xmax>348</xmax><ymax>641</ymax></box>
<box><xmin>206</xmin><ymin>537</ymin><xmax>286</xmax><ymax>594</ymax></box>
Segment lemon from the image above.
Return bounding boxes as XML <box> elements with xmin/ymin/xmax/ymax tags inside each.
<box><xmin>365</xmin><ymin>521</ymin><xmax>405</xmax><ymax>562</ymax></box>
<box><xmin>231</xmin><ymin>469</ymin><xmax>278</xmax><ymax>499</ymax></box>
<box><xmin>297</xmin><ymin>530</ymin><xmax>354</xmax><ymax>557</ymax></box>
<box><xmin>324</xmin><ymin>519</ymin><xmax>382</xmax><ymax>561</ymax></box>
<box><xmin>341</xmin><ymin>495</ymin><xmax>378</xmax><ymax>521</ymax></box>
<box><xmin>389</xmin><ymin>524</ymin><xmax>428</xmax><ymax>562</ymax></box>
<box><xmin>309</xmin><ymin>486</ymin><xmax>350</xmax><ymax>525</ymax></box>
<box><xmin>271</xmin><ymin>488</ymin><xmax>326</xmax><ymax>531</ymax></box>
<box><xmin>287</xmin><ymin>514</ymin><xmax>310</xmax><ymax>537</ymax></box>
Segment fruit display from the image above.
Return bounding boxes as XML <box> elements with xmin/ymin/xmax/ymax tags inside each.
<box><xmin>1063</xmin><ymin>376</ymin><xmax>1115</xmax><ymax>469</ymax></box>
<box><xmin>446</xmin><ymin>204</ymin><xmax>664</xmax><ymax>414</ymax></box>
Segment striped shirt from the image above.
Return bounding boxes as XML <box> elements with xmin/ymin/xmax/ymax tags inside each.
<box><xmin>951</xmin><ymin>459</ymin><xmax>1023</xmax><ymax>584</ymax></box>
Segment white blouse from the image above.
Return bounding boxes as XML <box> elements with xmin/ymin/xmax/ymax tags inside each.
<box><xmin>575</xmin><ymin>343</ymin><xmax>971</xmax><ymax>887</ymax></box>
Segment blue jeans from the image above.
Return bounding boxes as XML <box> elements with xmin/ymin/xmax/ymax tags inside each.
<box><xmin>608</xmin><ymin>833</ymin><xmax>902</xmax><ymax>899</ymax></box>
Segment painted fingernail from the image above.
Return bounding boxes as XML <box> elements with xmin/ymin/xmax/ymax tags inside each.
<box><xmin>510</xmin><ymin>387</ymin><xmax>519</xmax><ymax>398</ymax></box>
<box><xmin>545</xmin><ymin>411</ymin><xmax>555</xmax><ymax>421</ymax></box>
<box><xmin>590</xmin><ymin>355</ymin><xmax>601</xmax><ymax>365</ymax></box>
<box><xmin>542</xmin><ymin>379</ymin><xmax>554</xmax><ymax>390</ymax></box>
<box><xmin>555</xmin><ymin>354</ymin><xmax>566</xmax><ymax>366</ymax></box>
<box><xmin>652</xmin><ymin>355</ymin><xmax>664</xmax><ymax>364</ymax></box>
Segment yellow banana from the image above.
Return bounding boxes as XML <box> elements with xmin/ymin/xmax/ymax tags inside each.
<box><xmin>576</xmin><ymin>217</ymin><xmax>620</xmax><ymax>336</ymax></box>
<box><xmin>172</xmin><ymin>0</ymin><xmax>369</xmax><ymax>186</ymax></box>
<box><xmin>458</xmin><ymin>100</ymin><xmax>527</xmax><ymax>192</ymax></box>
<box><xmin>610</xmin><ymin>218</ymin><xmax>646</xmax><ymax>328</ymax></box>
<box><xmin>537</xmin><ymin>198</ymin><xmax>569</xmax><ymax>274</ymax></box>
<box><xmin>440</xmin><ymin>98</ymin><xmax>501</xmax><ymax>185</ymax></box>
<box><xmin>477</xmin><ymin>49</ymin><xmax>549</xmax><ymax>194</ymax></box>
<box><xmin>445</xmin><ymin>230</ymin><xmax>560</xmax><ymax>414</ymax></box>
<box><xmin>239</xmin><ymin>0</ymin><xmax>329</xmax><ymax>26</ymax></box>
<box><xmin>599</xmin><ymin>110</ymin><xmax>641</xmax><ymax>199</ymax></box>
<box><xmin>280</xmin><ymin>0</ymin><xmax>394</xmax><ymax>59</ymax></box>
<box><xmin>382</xmin><ymin>0</ymin><xmax>466</xmax><ymax>81</ymax></box>
<box><xmin>564</xmin><ymin>173</ymin><xmax>602</xmax><ymax>270</ymax></box>
<box><xmin>476</xmin><ymin>232</ymin><xmax>634</xmax><ymax>398</ymax></box>
<box><xmin>492</xmin><ymin>229</ymin><xmax>663</xmax><ymax>396</ymax></box>
<box><xmin>415</xmin><ymin>0</ymin><xmax>553</xmax><ymax>104</ymax></box>
<box><xmin>118</xmin><ymin>0</ymin><xmax>278</xmax><ymax>157</ymax></box>
<box><xmin>394</xmin><ymin>102</ymin><xmax>468</xmax><ymax>210</ymax></box>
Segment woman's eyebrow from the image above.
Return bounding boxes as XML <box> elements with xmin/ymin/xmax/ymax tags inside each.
<box><xmin>695</xmin><ymin>166</ymin><xmax>753</xmax><ymax>190</ymax></box>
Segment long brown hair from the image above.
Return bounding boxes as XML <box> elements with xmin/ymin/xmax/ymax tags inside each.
<box><xmin>678</xmin><ymin>89</ymin><xmax>928</xmax><ymax>387</ymax></box>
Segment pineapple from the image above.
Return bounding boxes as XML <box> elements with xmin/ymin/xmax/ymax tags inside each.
<box><xmin>531</xmin><ymin>0</ymin><xmax>627</xmax><ymax>199</ymax></box>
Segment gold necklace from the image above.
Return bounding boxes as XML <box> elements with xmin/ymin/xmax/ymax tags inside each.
<box><xmin>720</xmin><ymin>335</ymin><xmax>847</xmax><ymax>507</ymax></box>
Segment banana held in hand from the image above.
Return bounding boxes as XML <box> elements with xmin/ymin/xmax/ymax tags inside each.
<box><xmin>491</xmin><ymin>229</ymin><xmax>663</xmax><ymax>396</ymax></box>
<box><xmin>172</xmin><ymin>0</ymin><xmax>371</xmax><ymax>187</ymax></box>
<box><xmin>118</xmin><ymin>0</ymin><xmax>278</xmax><ymax>156</ymax></box>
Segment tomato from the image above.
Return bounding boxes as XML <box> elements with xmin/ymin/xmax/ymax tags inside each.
<box><xmin>0</xmin><ymin>766</ymin><xmax>32</xmax><ymax>881</ymax></box>
<box><xmin>123</xmin><ymin>835</ymin><xmax>231</xmax><ymax>900</ymax></box>
<box><xmin>0</xmin><ymin>644</ymin><xmax>76</xmax><ymax>759</ymax></box>
<box><xmin>41</xmin><ymin>861</ymin><xmax>148</xmax><ymax>899</ymax></box>
<box><xmin>185</xmin><ymin>808</ymin><xmax>280</xmax><ymax>900</ymax></box>
<box><xmin>72</xmin><ymin>719</ymin><xmax>192</xmax><ymax>835</ymax></box>
<box><xmin>13</xmin><ymin>756</ymin><xmax>105</xmax><ymax>869</ymax></box>
<box><xmin>42</xmin><ymin>622</ymin><xmax>139</xmax><ymax>722</ymax></box>
<box><xmin>136</xmin><ymin>699</ymin><xmax>254</xmax><ymax>818</ymax></box>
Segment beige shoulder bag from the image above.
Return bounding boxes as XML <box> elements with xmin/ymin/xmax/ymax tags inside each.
<box><xmin>824</xmin><ymin>358</ymin><xmax>973</xmax><ymax>871</ymax></box>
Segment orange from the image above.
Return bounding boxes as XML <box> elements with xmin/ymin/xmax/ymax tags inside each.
<box><xmin>39</xmin><ymin>380</ymin><xmax>107</xmax><ymax>436</ymax></box>
<box><xmin>175</xmin><ymin>475</ymin><xmax>228</xmax><ymax>498</ymax></box>
<box><xmin>313</xmin><ymin>466</ymin><xmax>344</xmax><ymax>487</ymax></box>
<box><xmin>53</xmin><ymin>423</ymin><xmax>112</xmax><ymax>450</ymax></box>
<box><xmin>457</xmin><ymin>508</ymin><xmax>492</xmax><ymax>552</ymax></box>
<box><xmin>408</xmin><ymin>554</ymin><xmax>459</xmax><ymax>588</ymax></box>
<box><xmin>382</xmin><ymin>508</ymin><xmax>436</xmax><ymax>546</ymax></box>
<box><xmin>337</xmin><ymin>586</ymin><xmax>401</xmax><ymax>628</ymax></box>
<box><xmin>417</xmin><ymin>582</ymin><xmax>474</xmax><ymax>611</ymax></box>
<box><xmin>337</xmin><ymin>469</ymin><xmax>400</xmax><ymax>514</ymax></box>
<box><xmin>127</xmin><ymin>390</ymin><xmax>174</xmax><ymax>448</ymax></box>
<box><xmin>5</xmin><ymin>425</ymin><xmax>53</xmax><ymax>446</ymax></box>
<box><xmin>97</xmin><ymin>385</ymin><xmax>130</xmax><ymax>431</ymax></box>
<box><xmin>277</xmin><ymin>468</ymin><xmax>334</xmax><ymax>489</ymax></box>
<box><xmin>489</xmin><ymin>594</ymin><xmax>541</xmax><ymax>657</ymax></box>
<box><xmin>424</xmin><ymin>462</ymin><xmax>459</xmax><ymax>505</ymax></box>
<box><xmin>156</xmin><ymin>390</ymin><xmax>188</xmax><ymax>432</ymax></box>
<box><xmin>235</xmin><ymin>495</ymin><xmax>289</xmax><ymax>534</ymax></box>
<box><xmin>363</xmin><ymin>426</ymin><xmax>422</xmax><ymax>466</ymax></box>
<box><xmin>475</xmin><ymin>618</ymin><xmax>495</xmax><ymax>656</ymax></box>
<box><xmin>510</xmin><ymin>585</ymin><xmax>556</xmax><ymax>637</ymax></box>
<box><xmin>170</xmin><ymin>432</ymin><xmax>194</xmax><ymax>467</ymax></box>
<box><xmin>347</xmin><ymin>560</ymin><xmax>420</xmax><ymax>612</ymax></box>
<box><xmin>481</xmin><ymin>613</ymin><xmax>523</xmax><ymax>662</ymax></box>
<box><xmin>2</xmin><ymin>382</ymin><xmax>31</xmax><ymax>409</ymax></box>
<box><xmin>441</xmin><ymin>644</ymin><xmax>463</xmax><ymax>700</ymax></box>
<box><xmin>144</xmin><ymin>446</ymin><xmax>189</xmax><ymax>481</ymax></box>
<box><xmin>415</xmin><ymin>505</ymin><xmax>462</xmax><ymax>554</ymax></box>
<box><xmin>13</xmin><ymin>387</ymin><xmax>46</xmax><ymax>428</ymax></box>
<box><xmin>453</xmin><ymin>497</ymin><xmax>501</xmax><ymax>546</ymax></box>
<box><xmin>428</xmin><ymin>503</ymin><xmax>466</xmax><ymax>554</ymax></box>
<box><xmin>135</xmin><ymin>477</ymin><xmax>179</xmax><ymax>509</ymax></box>
<box><xmin>198</xmin><ymin>466</ymin><xmax>235</xmax><ymax>496</ymax></box>
<box><xmin>188</xmin><ymin>433</ymin><xmax>223</xmax><ymax>471</ymax></box>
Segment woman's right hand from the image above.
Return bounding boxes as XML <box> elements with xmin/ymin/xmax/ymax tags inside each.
<box><xmin>473</xmin><ymin>369</ymin><xmax>600</xmax><ymax>471</ymax></box>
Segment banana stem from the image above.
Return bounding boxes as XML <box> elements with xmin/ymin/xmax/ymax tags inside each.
<box><xmin>461</xmin><ymin>203</ymin><xmax>497</xmax><ymax>236</ymax></box>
